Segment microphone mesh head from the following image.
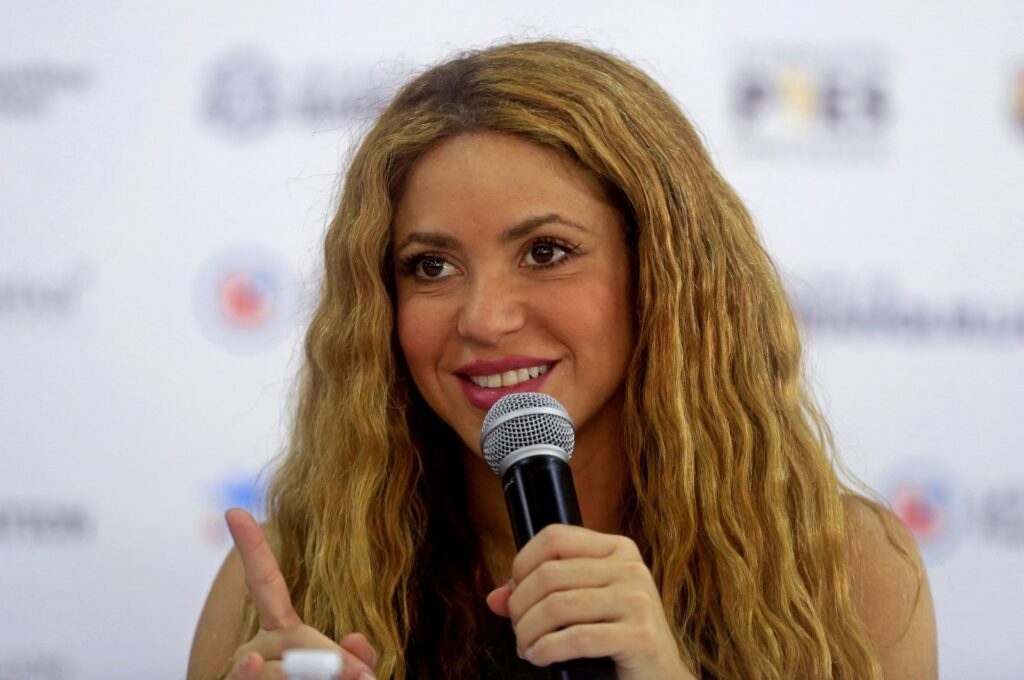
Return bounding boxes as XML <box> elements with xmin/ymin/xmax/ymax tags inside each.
<box><xmin>480</xmin><ymin>392</ymin><xmax>575</xmax><ymax>474</ymax></box>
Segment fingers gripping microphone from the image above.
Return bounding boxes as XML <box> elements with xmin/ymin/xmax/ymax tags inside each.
<box><xmin>481</xmin><ymin>393</ymin><xmax>617</xmax><ymax>680</ymax></box>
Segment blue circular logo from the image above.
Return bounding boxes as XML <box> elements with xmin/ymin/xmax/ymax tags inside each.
<box><xmin>202</xmin><ymin>470</ymin><xmax>268</xmax><ymax>546</ymax></box>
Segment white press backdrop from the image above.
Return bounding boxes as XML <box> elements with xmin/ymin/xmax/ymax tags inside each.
<box><xmin>1</xmin><ymin>2</ymin><xmax>1022</xmax><ymax>678</ymax></box>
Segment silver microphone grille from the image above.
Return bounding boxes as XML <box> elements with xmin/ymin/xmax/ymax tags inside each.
<box><xmin>480</xmin><ymin>392</ymin><xmax>575</xmax><ymax>475</ymax></box>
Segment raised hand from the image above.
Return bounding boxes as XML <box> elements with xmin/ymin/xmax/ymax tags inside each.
<box><xmin>486</xmin><ymin>524</ymin><xmax>695</xmax><ymax>680</ymax></box>
<box><xmin>224</xmin><ymin>508</ymin><xmax>378</xmax><ymax>680</ymax></box>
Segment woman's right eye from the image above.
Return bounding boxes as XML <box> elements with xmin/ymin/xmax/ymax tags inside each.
<box><xmin>401</xmin><ymin>254</ymin><xmax>457</xmax><ymax>281</ymax></box>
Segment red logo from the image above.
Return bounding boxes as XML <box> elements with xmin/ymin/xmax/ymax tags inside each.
<box><xmin>883</xmin><ymin>462</ymin><xmax>972</xmax><ymax>564</ymax></box>
<box><xmin>194</xmin><ymin>244</ymin><xmax>297</xmax><ymax>354</ymax></box>
<box><xmin>892</xmin><ymin>484</ymin><xmax>948</xmax><ymax>540</ymax></box>
<box><xmin>218</xmin><ymin>271</ymin><xmax>274</xmax><ymax>326</ymax></box>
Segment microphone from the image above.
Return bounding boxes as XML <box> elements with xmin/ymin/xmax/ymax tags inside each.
<box><xmin>481</xmin><ymin>392</ymin><xmax>617</xmax><ymax>680</ymax></box>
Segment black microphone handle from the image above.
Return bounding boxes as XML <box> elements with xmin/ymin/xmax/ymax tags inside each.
<box><xmin>502</xmin><ymin>453</ymin><xmax>618</xmax><ymax>680</ymax></box>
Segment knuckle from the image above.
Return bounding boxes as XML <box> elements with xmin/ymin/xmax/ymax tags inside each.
<box><xmin>535</xmin><ymin>560</ymin><xmax>562</xmax><ymax>588</ymax></box>
<box><xmin>536</xmin><ymin>523</ymin><xmax>558</xmax><ymax>540</ymax></box>
<box><xmin>623</xmin><ymin>587</ymin><xmax>652</xmax><ymax>610</ymax></box>
<box><xmin>622</xmin><ymin>559</ymin><xmax>651</xmax><ymax>581</ymax></box>
<box><xmin>632</xmin><ymin>621</ymin><xmax>660</xmax><ymax>652</ymax></box>
<box><xmin>567</xmin><ymin>626</ymin><xmax>597</xmax><ymax>654</ymax></box>
<box><xmin>250</xmin><ymin>566</ymin><xmax>286</xmax><ymax>591</ymax></box>
<box><xmin>544</xmin><ymin>591</ymin><xmax>574</xmax><ymax>620</ymax></box>
<box><xmin>539</xmin><ymin>523</ymin><xmax>566</xmax><ymax>547</ymax></box>
<box><xmin>548</xmin><ymin>523</ymin><xmax>570</xmax><ymax>538</ymax></box>
<box><xmin>615</xmin><ymin>535</ymin><xmax>640</xmax><ymax>557</ymax></box>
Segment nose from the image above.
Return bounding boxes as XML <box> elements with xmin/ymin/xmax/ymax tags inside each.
<box><xmin>456</xmin><ymin>272</ymin><xmax>527</xmax><ymax>346</ymax></box>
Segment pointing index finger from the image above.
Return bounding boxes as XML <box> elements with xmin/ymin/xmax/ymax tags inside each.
<box><xmin>225</xmin><ymin>508</ymin><xmax>302</xmax><ymax>630</ymax></box>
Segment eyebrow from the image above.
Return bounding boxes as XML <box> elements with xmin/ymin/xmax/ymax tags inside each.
<box><xmin>396</xmin><ymin>213</ymin><xmax>590</xmax><ymax>252</ymax></box>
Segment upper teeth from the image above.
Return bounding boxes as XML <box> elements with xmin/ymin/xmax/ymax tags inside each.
<box><xmin>469</xmin><ymin>364</ymin><xmax>548</xmax><ymax>388</ymax></box>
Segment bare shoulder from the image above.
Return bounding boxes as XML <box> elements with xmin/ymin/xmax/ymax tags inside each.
<box><xmin>186</xmin><ymin>545</ymin><xmax>251</xmax><ymax>680</ymax></box>
<box><xmin>842</xmin><ymin>494</ymin><xmax>938</xmax><ymax>679</ymax></box>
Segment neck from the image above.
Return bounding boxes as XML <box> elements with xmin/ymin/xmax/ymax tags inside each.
<box><xmin>461</xmin><ymin>407</ymin><xmax>627</xmax><ymax>587</ymax></box>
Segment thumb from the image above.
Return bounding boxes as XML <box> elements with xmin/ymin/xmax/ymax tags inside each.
<box><xmin>485</xmin><ymin>580</ymin><xmax>515</xmax><ymax>618</ymax></box>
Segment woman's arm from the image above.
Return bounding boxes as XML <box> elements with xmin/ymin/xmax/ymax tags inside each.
<box><xmin>187</xmin><ymin>547</ymin><xmax>250</xmax><ymax>680</ymax></box>
<box><xmin>845</xmin><ymin>497</ymin><xmax>938</xmax><ymax>679</ymax></box>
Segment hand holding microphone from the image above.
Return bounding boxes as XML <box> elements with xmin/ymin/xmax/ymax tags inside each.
<box><xmin>482</xmin><ymin>393</ymin><xmax>693</xmax><ymax>680</ymax></box>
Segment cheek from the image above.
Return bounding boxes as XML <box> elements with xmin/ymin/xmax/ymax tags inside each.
<box><xmin>396</xmin><ymin>297</ymin><xmax>449</xmax><ymax>386</ymax></box>
<box><xmin>558</xmin><ymin>273</ymin><xmax>633</xmax><ymax>354</ymax></box>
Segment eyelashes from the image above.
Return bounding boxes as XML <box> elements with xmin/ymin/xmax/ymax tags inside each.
<box><xmin>398</xmin><ymin>237</ymin><xmax>584</xmax><ymax>282</ymax></box>
<box><xmin>398</xmin><ymin>253</ymin><xmax>455</xmax><ymax>280</ymax></box>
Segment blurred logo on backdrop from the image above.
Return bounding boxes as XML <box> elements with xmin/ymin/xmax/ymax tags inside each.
<box><xmin>980</xmin><ymin>486</ymin><xmax>1024</xmax><ymax>546</ymax></box>
<box><xmin>201</xmin><ymin>48</ymin><xmax>393</xmax><ymax>140</ymax></box>
<box><xmin>0</xmin><ymin>653</ymin><xmax>68</xmax><ymax>680</ymax></box>
<box><xmin>0</xmin><ymin>63</ymin><xmax>91</xmax><ymax>117</ymax></box>
<box><xmin>881</xmin><ymin>462</ymin><xmax>972</xmax><ymax>563</ymax></box>
<box><xmin>193</xmin><ymin>244</ymin><xmax>299</xmax><ymax>353</ymax></box>
<box><xmin>790</xmin><ymin>273</ymin><xmax>1024</xmax><ymax>342</ymax></box>
<box><xmin>0</xmin><ymin>501</ymin><xmax>95</xmax><ymax>544</ymax></box>
<box><xmin>203</xmin><ymin>470</ymin><xmax>268</xmax><ymax>545</ymax></box>
<box><xmin>731</xmin><ymin>48</ymin><xmax>890</xmax><ymax>159</ymax></box>
<box><xmin>202</xmin><ymin>50</ymin><xmax>279</xmax><ymax>138</ymax></box>
<box><xmin>0</xmin><ymin>263</ymin><xmax>95</xmax><ymax>320</ymax></box>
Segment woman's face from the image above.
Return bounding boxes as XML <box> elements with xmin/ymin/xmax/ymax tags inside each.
<box><xmin>393</xmin><ymin>132</ymin><xmax>633</xmax><ymax>457</ymax></box>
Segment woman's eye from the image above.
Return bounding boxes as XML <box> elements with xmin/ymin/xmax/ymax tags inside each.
<box><xmin>417</xmin><ymin>255</ymin><xmax>454</xmax><ymax>279</ymax></box>
<box><xmin>401</xmin><ymin>254</ymin><xmax>456</xmax><ymax>281</ymax></box>
<box><xmin>523</xmin><ymin>242</ymin><xmax>570</xmax><ymax>267</ymax></box>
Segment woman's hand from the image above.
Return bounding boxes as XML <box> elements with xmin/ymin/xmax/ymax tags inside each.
<box><xmin>486</xmin><ymin>524</ymin><xmax>695</xmax><ymax>680</ymax></box>
<box><xmin>224</xmin><ymin>508</ymin><xmax>378</xmax><ymax>680</ymax></box>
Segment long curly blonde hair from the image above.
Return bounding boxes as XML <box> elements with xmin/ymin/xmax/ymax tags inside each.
<box><xmin>240</xmin><ymin>40</ymin><xmax>907</xmax><ymax>679</ymax></box>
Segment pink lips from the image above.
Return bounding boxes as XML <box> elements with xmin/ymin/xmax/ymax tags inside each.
<box><xmin>455</xmin><ymin>355</ymin><xmax>556</xmax><ymax>411</ymax></box>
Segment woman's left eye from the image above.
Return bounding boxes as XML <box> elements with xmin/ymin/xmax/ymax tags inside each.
<box><xmin>522</xmin><ymin>240</ymin><xmax>577</xmax><ymax>268</ymax></box>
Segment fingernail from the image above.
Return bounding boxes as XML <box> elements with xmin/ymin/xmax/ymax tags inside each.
<box><xmin>524</xmin><ymin>645</ymin><xmax>535</xmax><ymax>661</ymax></box>
<box><xmin>359</xmin><ymin>672</ymin><xmax>376</xmax><ymax>680</ymax></box>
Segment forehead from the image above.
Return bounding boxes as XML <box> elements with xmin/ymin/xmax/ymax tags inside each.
<box><xmin>391</xmin><ymin>132</ymin><xmax>616</xmax><ymax>236</ymax></box>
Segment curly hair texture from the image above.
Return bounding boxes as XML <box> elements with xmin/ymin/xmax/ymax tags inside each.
<box><xmin>237</xmin><ymin>40</ymin><xmax>917</xmax><ymax>679</ymax></box>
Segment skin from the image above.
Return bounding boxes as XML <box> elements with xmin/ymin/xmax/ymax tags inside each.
<box><xmin>188</xmin><ymin>131</ymin><xmax>937</xmax><ymax>679</ymax></box>
<box><xmin>844</xmin><ymin>498</ymin><xmax>938</xmax><ymax>679</ymax></box>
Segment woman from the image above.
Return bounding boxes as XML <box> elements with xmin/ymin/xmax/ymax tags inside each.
<box><xmin>188</xmin><ymin>40</ymin><xmax>937</xmax><ymax>679</ymax></box>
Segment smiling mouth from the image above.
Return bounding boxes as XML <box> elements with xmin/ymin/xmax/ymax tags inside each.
<box><xmin>461</xmin><ymin>363</ymin><xmax>552</xmax><ymax>389</ymax></box>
